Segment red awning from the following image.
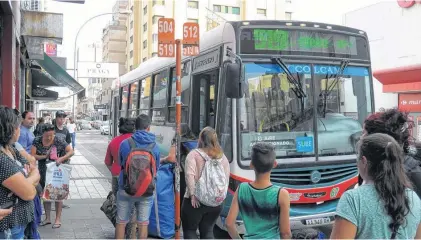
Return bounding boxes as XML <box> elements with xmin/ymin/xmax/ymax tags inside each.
<box><xmin>373</xmin><ymin>64</ymin><xmax>421</xmax><ymax>93</ymax></box>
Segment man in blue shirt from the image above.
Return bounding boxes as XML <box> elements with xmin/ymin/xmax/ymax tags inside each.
<box><xmin>18</xmin><ymin>111</ymin><xmax>35</xmax><ymax>153</ymax></box>
<box><xmin>115</xmin><ymin>114</ymin><xmax>160</xmax><ymax>239</ymax></box>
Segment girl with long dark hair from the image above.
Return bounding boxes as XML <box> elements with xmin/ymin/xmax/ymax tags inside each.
<box><xmin>361</xmin><ymin>108</ymin><xmax>421</xmax><ymax>197</ymax></box>
<box><xmin>331</xmin><ymin>133</ymin><xmax>421</xmax><ymax>239</ymax></box>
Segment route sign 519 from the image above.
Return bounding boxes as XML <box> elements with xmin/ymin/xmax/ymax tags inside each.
<box><xmin>158</xmin><ymin>18</ymin><xmax>175</xmax><ymax>57</ymax></box>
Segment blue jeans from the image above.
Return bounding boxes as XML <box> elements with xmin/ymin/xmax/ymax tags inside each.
<box><xmin>71</xmin><ymin>132</ymin><xmax>76</xmax><ymax>149</ymax></box>
<box><xmin>116</xmin><ymin>190</ymin><xmax>153</xmax><ymax>225</ymax></box>
<box><xmin>0</xmin><ymin>225</ymin><xmax>25</xmax><ymax>239</ymax></box>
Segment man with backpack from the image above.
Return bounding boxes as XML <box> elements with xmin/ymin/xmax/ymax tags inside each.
<box><xmin>115</xmin><ymin>114</ymin><xmax>160</xmax><ymax>239</ymax></box>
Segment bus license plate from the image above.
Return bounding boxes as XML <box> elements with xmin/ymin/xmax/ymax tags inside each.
<box><xmin>305</xmin><ymin>217</ymin><xmax>331</xmax><ymax>226</ymax></box>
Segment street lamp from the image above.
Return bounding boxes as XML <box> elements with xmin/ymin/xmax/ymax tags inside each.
<box><xmin>72</xmin><ymin>10</ymin><xmax>131</xmax><ymax>119</ymax></box>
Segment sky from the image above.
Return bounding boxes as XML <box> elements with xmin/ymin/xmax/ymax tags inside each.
<box><xmin>46</xmin><ymin>0</ymin><xmax>392</xmax><ymax>69</ymax></box>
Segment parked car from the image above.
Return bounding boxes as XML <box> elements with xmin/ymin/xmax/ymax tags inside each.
<box><xmin>80</xmin><ymin>120</ymin><xmax>92</xmax><ymax>130</ymax></box>
<box><xmin>100</xmin><ymin>124</ymin><xmax>109</xmax><ymax>135</ymax></box>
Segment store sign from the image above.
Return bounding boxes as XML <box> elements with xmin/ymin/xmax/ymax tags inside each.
<box><xmin>398</xmin><ymin>93</ymin><xmax>421</xmax><ymax>112</ymax></box>
<box><xmin>94</xmin><ymin>104</ymin><xmax>108</xmax><ymax>110</ymax></box>
<box><xmin>45</xmin><ymin>43</ymin><xmax>57</xmax><ymax>56</ymax></box>
<box><xmin>397</xmin><ymin>0</ymin><xmax>421</xmax><ymax>8</ymax></box>
<box><xmin>78</xmin><ymin>62</ymin><xmax>119</xmax><ymax>78</ymax></box>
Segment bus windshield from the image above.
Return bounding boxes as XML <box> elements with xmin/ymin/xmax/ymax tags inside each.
<box><xmin>240</xmin><ymin>63</ymin><xmax>372</xmax><ymax>159</ymax></box>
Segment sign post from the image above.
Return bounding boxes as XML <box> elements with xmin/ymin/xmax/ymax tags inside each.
<box><xmin>158</xmin><ymin>18</ymin><xmax>199</xmax><ymax>239</ymax></box>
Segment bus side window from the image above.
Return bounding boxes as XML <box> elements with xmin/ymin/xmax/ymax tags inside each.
<box><xmin>120</xmin><ymin>85</ymin><xmax>129</xmax><ymax>118</ymax></box>
<box><xmin>151</xmin><ymin>70</ymin><xmax>168</xmax><ymax>125</ymax></box>
<box><xmin>139</xmin><ymin>76</ymin><xmax>152</xmax><ymax>116</ymax></box>
<box><xmin>168</xmin><ymin>61</ymin><xmax>191</xmax><ymax>123</ymax></box>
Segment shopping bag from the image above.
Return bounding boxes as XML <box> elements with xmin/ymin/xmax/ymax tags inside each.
<box><xmin>42</xmin><ymin>162</ymin><xmax>72</xmax><ymax>201</ymax></box>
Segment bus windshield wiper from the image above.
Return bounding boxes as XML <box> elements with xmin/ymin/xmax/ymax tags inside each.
<box><xmin>272</xmin><ymin>57</ymin><xmax>307</xmax><ymax>98</ymax></box>
<box><xmin>321</xmin><ymin>60</ymin><xmax>349</xmax><ymax>117</ymax></box>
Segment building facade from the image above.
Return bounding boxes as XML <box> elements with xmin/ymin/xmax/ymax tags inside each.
<box><xmin>125</xmin><ymin>0</ymin><xmax>294</xmax><ymax>70</ymax></box>
<box><xmin>343</xmin><ymin>1</ymin><xmax>421</xmax><ymax>139</ymax></box>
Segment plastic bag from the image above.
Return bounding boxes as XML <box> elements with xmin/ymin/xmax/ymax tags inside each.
<box><xmin>42</xmin><ymin>162</ymin><xmax>72</xmax><ymax>201</ymax></box>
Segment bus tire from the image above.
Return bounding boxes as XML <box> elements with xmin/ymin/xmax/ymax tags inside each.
<box><xmin>292</xmin><ymin>228</ymin><xmax>320</xmax><ymax>239</ymax></box>
<box><xmin>213</xmin><ymin>225</ymin><xmax>230</xmax><ymax>239</ymax></box>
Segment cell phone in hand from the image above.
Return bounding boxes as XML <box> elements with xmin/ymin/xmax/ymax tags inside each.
<box><xmin>0</xmin><ymin>199</ymin><xmax>18</xmax><ymax>209</ymax></box>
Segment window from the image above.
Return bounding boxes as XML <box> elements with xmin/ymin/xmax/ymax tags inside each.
<box><xmin>224</xmin><ymin>6</ymin><xmax>228</xmax><ymax>13</ymax></box>
<box><xmin>152</xmin><ymin>0</ymin><xmax>163</xmax><ymax>6</ymax></box>
<box><xmin>232</xmin><ymin>7</ymin><xmax>240</xmax><ymax>15</ymax></box>
<box><xmin>151</xmin><ymin>70</ymin><xmax>168</xmax><ymax>125</ymax></box>
<box><xmin>120</xmin><ymin>85</ymin><xmax>129</xmax><ymax>117</ymax></box>
<box><xmin>139</xmin><ymin>76</ymin><xmax>152</xmax><ymax>113</ymax></box>
<box><xmin>153</xmin><ymin>15</ymin><xmax>163</xmax><ymax>24</ymax></box>
<box><xmin>143</xmin><ymin>6</ymin><xmax>147</xmax><ymax>15</ymax></box>
<box><xmin>187</xmin><ymin>18</ymin><xmax>199</xmax><ymax>23</ymax></box>
<box><xmin>152</xmin><ymin>33</ymin><xmax>158</xmax><ymax>43</ymax></box>
<box><xmin>130</xmin><ymin>35</ymin><xmax>133</xmax><ymax>43</ymax></box>
<box><xmin>187</xmin><ymin>1</ymin><xmax>198</xmax><ymax>9</ymax></box>
<box><xmin>128</xmin><ymin>81</ymin><xmax>139</xmax><ymax>117</ymax></box>
<box><xmin>285</xmin><ymin>12</ymin><xmax>292</xmax><ymax>20</ymax></box>
<box><xmin>143</xmin><ymin>23</ymin><xmax>148</xmax><ymax>32</ymax></box>
<box><xmin>213</xmin><ymin>5</ymin><xmax>221</xmax><ymax>12</ymax></box>
<box><xmin>130</xmin><ymin>50</ymin><xmax>133</xmax><ymax>58</ymax></box>
<box><xmin>130</xmin><ymin>20</ymin><xmax>133</xmax><ymax>29</ymax></box>
<box><xmin>143</xmin><ymin>40</ymin><xmax>148</xmax><ymax>49</ymax></box>
<box><xmin>152</xmin><ymin>52</ymin><xmax>158</xmax><ymax>57</ymax></box>
<box><xmin>168</xmin><ymin>61</ymin><xmax>191</xmax><ymax>123</ymax></box>
<box><xmin>143</xmin><ymin>57</ymin><xmax>148</xmax><ymax>62</ymax></box>
<box><xmin>257</xmin><ymin>8</ymin><xmax>266</xmax><ymax>16</ymax></box>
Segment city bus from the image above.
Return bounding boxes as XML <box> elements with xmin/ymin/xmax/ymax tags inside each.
<box><xmin>111</xmin><ymin>20</ymin><xmax>373</xmax><ymax>235</ymax></box>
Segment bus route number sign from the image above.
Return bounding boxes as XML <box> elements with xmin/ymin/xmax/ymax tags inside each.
<box><xmin>158</xmin><ymin>18</ymin><xmax>175</xmax><ymax>57</ymax></box>
<box><xmin>183</xmin><ymin>22</ymin><xmax>200</xmax><ymax>56</ymax></box>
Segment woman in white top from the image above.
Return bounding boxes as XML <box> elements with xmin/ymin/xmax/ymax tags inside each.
<box><xmin>66</xmin><ymin>118</ymin><xmax>76</xmax><ymax>149</ymax></box>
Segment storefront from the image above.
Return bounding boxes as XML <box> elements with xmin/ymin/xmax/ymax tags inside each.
<box><xmin>343</xmin><ymin>1</ymin><xmax>421</xmax><ymax>137</ymax></box>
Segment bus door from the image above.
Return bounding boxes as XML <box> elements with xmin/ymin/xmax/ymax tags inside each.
<box><xmin>191</xmin><ymin>69</ymin><xmax>219</xmax><ymax>135</ymax></box>
<box><xmin>111</xmin><ymin>94</ymin><xmax>119</xmax><ymax>138</ymax></box>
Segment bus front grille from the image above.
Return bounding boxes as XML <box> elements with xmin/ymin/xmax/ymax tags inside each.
<box><xmin>270</xmin><ymin>163</ymin><xmax>358</xmax><ymax>186</ymax></box>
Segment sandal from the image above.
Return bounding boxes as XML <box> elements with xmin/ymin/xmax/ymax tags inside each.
<box><xmin>40</xmin><ymin>221</ymin><xmax>51</xmax><ymax>226</ymax></box>
<box><xmin>52</xmin><ymin>223</ymin><xmax>61</xmax><ymax>229</ymax></box>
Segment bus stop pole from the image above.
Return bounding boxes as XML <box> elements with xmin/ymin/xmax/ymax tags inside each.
<box><xmin>174</xmin><ymin>39</ymin><xmax>182</xmax><ymax>240</ymax></box>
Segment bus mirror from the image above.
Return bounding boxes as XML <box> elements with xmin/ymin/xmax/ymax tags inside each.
<box><xmin>224</xmin><ymin>62</ymin><xmax>243</xmax><ymax>99</ymax></box>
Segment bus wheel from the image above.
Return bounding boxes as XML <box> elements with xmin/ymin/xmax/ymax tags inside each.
<box><xmin>213</xmin><ymin>225</ymin><xmax>230</xmax><ymax>239</ymax></box>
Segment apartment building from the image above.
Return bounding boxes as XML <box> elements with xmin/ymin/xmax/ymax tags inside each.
<box><xmin>103</xmin><ymin>0</ymin><xmax>128</xmax><ymax>76</ymax></box>
<box><xmin>125</xmin><ymin>0</ymin><xmax>293</xmax><ymax>70</ymax></box>
<box><xmin>21</xmin><ymin>0</ymin><xmax>48</xmax><ymax>11</ymax></box>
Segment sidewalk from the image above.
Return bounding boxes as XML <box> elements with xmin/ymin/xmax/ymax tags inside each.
<box><xmin>38</xmin><ymin>149</ymin><xmax>115</xmax><ymax>239</ymax></box>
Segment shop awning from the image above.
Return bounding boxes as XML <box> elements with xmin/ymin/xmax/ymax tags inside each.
<box><xmin>35</xmin><ymin>53</ymin><xmax>84</xmax><ymax>93</ymax></box>
<box><xmin>373</xmin><ymin>64</ymin><xmax>421</xmax><ymax>93</ymax></box>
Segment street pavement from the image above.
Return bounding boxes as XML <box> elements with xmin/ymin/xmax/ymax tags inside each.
<box><xmin>39</xmin><ymin>130</ymin><xmax>114</xmax><ymax>239</ymax></box>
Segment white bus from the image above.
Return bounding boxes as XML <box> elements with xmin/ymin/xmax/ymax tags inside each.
<box><xmin>111</xmin><ymin>20</ymin><xmax>373</xmax><ymax>235</ymax></box>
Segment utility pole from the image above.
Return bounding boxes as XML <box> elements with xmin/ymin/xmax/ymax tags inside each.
<box><xmin>158</xmin><ymin>18</ymin><xmax>200</xmax><ymax>239</ymax></box>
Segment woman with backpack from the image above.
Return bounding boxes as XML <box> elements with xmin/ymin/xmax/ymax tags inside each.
<box><xmin>360</xmin><ymin>108</ymin><xmax>421</xmax><ymax>197</ymax></box>
<box><xmin>181</xmin><ymin>127</ymin><xmax>230</xmax><ymax>239</ymax></box>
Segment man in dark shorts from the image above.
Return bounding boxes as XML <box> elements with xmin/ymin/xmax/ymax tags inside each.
<box><xmin>54</xmin><ymin>110</ymin><xmax>72</xmax><ymax>209</ymax></box>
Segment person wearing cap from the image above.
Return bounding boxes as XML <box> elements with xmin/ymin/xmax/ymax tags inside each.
<box><xmin>53</xmin><ymin>111</ymin><xmax>72</xmax><ymax>210</ymax></box>
<box><xmin>54</xmin><ymin>111</ymin><xmax>71</xmax><ymax>145</ymax></box>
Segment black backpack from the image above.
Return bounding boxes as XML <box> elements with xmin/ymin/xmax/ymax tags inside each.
<box><xmin>403</xmin><ymin>155</ymin><xmax>421</xmax><ymax>198</ymax></box>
